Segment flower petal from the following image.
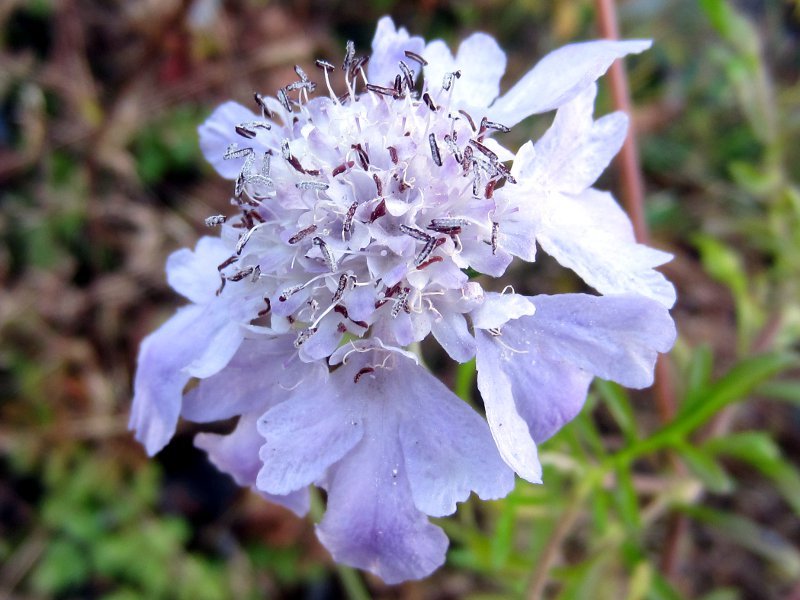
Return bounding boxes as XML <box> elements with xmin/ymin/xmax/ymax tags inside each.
<box><xmin>534</xmin><ymin>188</ymin><xmax>677</xmax><ymax>307</ymax></box>
<box><xmin>316</xmin><ymin>391</ymin><xmax>448</xmax><ymax>584</ymax></box>
<box><xmin>181</xmin><ymin>337</ymin><xmax>325</xmax><ymax>423</ymax></box>
<box><xmin>471</xmin><ymin>291</ymin><xmax>536</xmax><ymax>330</ymax></box>
<box><xmin>130</xmin><ymin>305</ymin><xmax>206</xmax><ymax>456</ymax></box>
<box><xmin>476</xmin><ymin>318</ymin><xmax>593</xmax><ymax>445</ymax></box>
<box><xmin>521</xmin><ymin>84</ymin><xmax>629</xmax><ymax>194</ymax></box>
<box><xmin>166</xmin><ymin>237</ymin><xmax>232</xmax><ymax>304</ymax></box>
<box><xmin>474</xmin><ymin>330</ymin><xmax>543</xmax><ymax>482</ymax></box>
<box><xmin>430</xmin><ymin>311</ymin><xmax>476</xmax><ymax>363</ymax></box>
<box><xmin>517</xmin><ymin>293</ymin><xmax>676</xmax><ymax>388</ymax></box>
<box><xmin>489</xmin><ymin>40</ymin><xmax>652</xmax><ymax>126</ymax></box>
<box><xmin>396</xmin><ymin>363</ymin><xmax>515</xmax><ymax>516</ymax></box>
<box><xmin>369</xmin><ymin>16</ymin><xmax>426</xmax><ymax>87</ymax></box>
<box><xmin>256</xmin><ymin>379</ymin><xmax>365</xmax><ymax>496</ymax></box>
<box><xmin>198</xmin><ymin>101</ymin><xmax>258</xmax><ymax>179</ymax></box>
<box><xmin>195</xmin><ymin>414</ymin><xmax>310</xmax><ymax>517</ymax></box>
<box><xmin>451</xmin><ymin>33</ymin><xmax>507</xmax><ymax>109</ymax></box>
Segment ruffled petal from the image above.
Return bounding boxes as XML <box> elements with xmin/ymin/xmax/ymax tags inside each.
<box><xmin>533</xmin><ymin>188</ymin><xmax>677</xmax><ymax>307</ymax></box>
<box><xmin>451</xmin><ymin>33</ymin><xmax>507</xmax><ymax>109</ymax></box>
<box><xmin>130</xmin><ymin>305</ymin><xmax>206</xmax><ymax>456</ymax></box>
<box><xmin>489</xmin><ymin>40</ymin><xmax>652</xmax><ymax>127</ymax></box>
<box><xmin>316</xmin><ymin>367</ymin><xmax>449</xmax><ymax>583</ymax></box>
<box><xmin>520</xmin><ymin>84</ymin><xmax>629</xmax><ymax>194</ymax></box>
<box><xmin>181</xmin><ymin>337</ymin><xmax>325</xmax><ymax>423</ymax></box>
<box><xmin>195</xmin><ymin>414</ymin><xmax>310</xmax><ymax>517</ymax></box>
<box><xmin>166</xmin><ymin>237</ymin><xmax>232</xmax><ymax>304</ymax></box>
<box><xmin>474</xmin><ymin>329</ymin><xmax>543</xmax><ymax>483</ymax></box>
<box><xmin>471</xmin><ymin>291</ymin><xmax>536</xmax><ymax>330</ymax></box>
<box><xmin>256</xmin><ymin>379</ymin><xmax>365</xmax><ymax>496</ymax></box>
<box><xmin>430</xmin><ymin>311</ymin><xmax>476</xmax><ymax>363</ymax></box>
<box><xmin>198</xmin><ymin>101</ymin><xmax>258</xmax><ymax>179</ymax></box>
<box><xmin>396</xmin><ymin>364</ymin><xmax>515</xmax><ymax>516</ymax></box>
<box><xmin>369</xmin><ymin>16</ymin><xmax>426</xmax><ymax>87</ymax></box>
<box><xmin>476</xmin><ymin>319</ymin><xmax>593</xmax><ymax>445</ymax></box>
<box><xmin>516</xmin><ymin>293</ymin><xmax>675</xmax><ymax>388</ymax></box>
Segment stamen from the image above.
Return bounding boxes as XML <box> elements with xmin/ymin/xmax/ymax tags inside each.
<box><xmin>372</xmin><ymin>174</ymin><xmax>383</xmax><ymax>197</ymax></box>
<box><xmin>387</xmin><ymin>146</ymin><xmax>399</xmax><ymax>165</ymax></box>
<box><xmin>205</xmin><ymin>215</ymin><xmax>227</xmax><ymax>227</ymax></box>
<box><xmin>235</xmin><ymin>120</ymin><xmax>271</xmax><ymax>139</ymax></box>
<box><xmin>416</xmin><ymin>256</ymin><xmax>443</xmax><ymax>270</ymax></box>
<box><xmin>277</xmin><ymin>88</ymin><xmax>292</xmax><ymax>112</ymax></box>
<box><xmin>343</xmin><ymin>201</ymin><xmax>357</xmax><ymax>237</ymax></box>
<box><xmin>342</xmin><ymin>40</ymin><xmax>355</xmax><ymax>72</ymax></box>
<box><xmin>227</xmin><ymin>266</ymin><xmax>256</xmax><ymax>282</ymax></box>
<box><xmin>354</xmin><ymin>367</ymin><xmax>375</xmax><ymax>383</ymax></box>
<box><xmin>400</xmin><ymin>224</ymin><xmax>434</xmax><ymax>242</ymax></box>
<box><xmin>253</xmin><ymin>93</ymin><xmax>273</xmax><ymax>119</ymax></box>
<box><xmin>369</xmin><ymin>199</ymin><xmax>387</xmax><ymax>223</ymax></box>
<box><xmin>257</xmin><ymin>297</ymin><xmax>271</xmax><ymax>317</ymax></box>
<box><xmin>480</xmin><ymin>116</ymin><xmax>511</xmax><ymax>133</ymax></box>
<box><xmin>352</xmin><ymin>143</ymin><xmax>370</xmax><ymax>170</ymax></box>
<box><xmin>332</xmin><ymin>273</ymin><xmax>349</xmax><ymax>303</ymax></box>
<box><xmin>422</xmin><ymin>92</ymin><xmax>438</xmax><ymax>112</ymax></box>
<box><xmin>485</xmin><ymin>179</ymin><xmax>497</xmax><ymax>199</ymax></box>
<box><xmin>491</xmin><ymin>221</ymin><xmax>499</xmax><ymax>255</ymax></box>
<box><xmin>288</xmin><ymin>224</ymin><xmax>318</xmax><ymax>244</ymax></box>
<box><xmin>315</xmin><ymin>59</ymin><xmax>335</xmax><ymax>72</ymax></box>
<box><xmin>469</xmin><ymin>139</ymin><xmax>498</xmax><ymax>163</ymax></box>
<box><xmin>428</xmin><ymin>133</ymin><xmax>442</xmax><ymax>166</ymax></box>
<box><xmin>391</xmin><ymin>287</ymin><xmax>411</xmax><ymax>317</ymax></box>
<box><xmin>366</xmin><ymin>83</ymin><xmax>400</xmax><ymax>98</ymax></box>
<box><xmin>414</xmin><ymin>239</ymin><xmax>436</xmax><ymax>267</ymax></box>
<box><xmin>458</xmin><ymin>109</ymin><xmax>476</xmax><ymax>132</ymax></box>
<box><xmin>444</xmin><ymin>134</ymin><xmax>462</xmax><ymax>163</ymax></box>
<box><xmin>313</xmin><ymin>236</ymin><xmax>337</xmax><ymax>271</ymax></box>
<box><xmin>403</xmin><ymin>50</ymin><xmax>427</xmax><ymax>66</ymax></box>
<box><xmin>235</xmin><ymin>222</ymin><xmax>267</xmax><ymax>255</ymax></box>
<box><xmin>224</xmin><ymin>144</ymin><xmax>253</xmax><ymax>160</ymax></box>
<box><xmin>398</xmin><ymin>60</ymin><xmax>415</xmax><ymax>92</ymax></box>
<box><xmin>332</xmin><ymin>161</ymin><xmax>355</xmax><ymax>177</ymax></box>
<box><xmin>442</xmin><ymin>70</ymin><xmax>461</xmax><ymax>91</ymax></box>
<box><xmin>294</xmin><ymin>327</ymin><xmax>317</xmax><ymax>348</ymax></box>
<box><xmin>295</xmin><ymin>181</ymin><xmax>330</xmax><ymax>190</ymax></box>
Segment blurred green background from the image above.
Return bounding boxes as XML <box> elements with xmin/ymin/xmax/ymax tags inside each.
<box><xmin>1</xmin><ymin>0</ymin><xmax>799</xmax><ymax>598</ymax></box>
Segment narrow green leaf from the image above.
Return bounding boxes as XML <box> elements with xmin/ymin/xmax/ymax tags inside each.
<box><xmin>676</xmin><ymin>443</ymin><xmax>734</xmax><ymax>494</ymax></box>
<box><xmin>614</xmin><ymin>467</ymin><xmax>641</xmax><ymax>532</ymax></box>
<box><xmin>595</xmin><ymin>380</ymin><xmax>637</xmax><ymax>442</ymax></box>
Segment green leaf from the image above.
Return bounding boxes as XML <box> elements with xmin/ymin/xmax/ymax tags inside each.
<box><xmin>595</xmin><ymin>380</ymin><xmax>637</xmax><ymax>442</ymax></box>
<box><xmin>614</xmin><ymin>467</ymin><xmax>641</xmax><ymax>532</ymax></box>
<box><xmin>676</xmin><ymin>443</ymin><xmax>734</xmax><ymax>494</ymax></box>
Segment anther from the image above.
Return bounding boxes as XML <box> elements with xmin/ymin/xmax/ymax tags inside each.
<box><xmin>428</xmin><ymin>133</ymin><xmax>442</xmax><ymax>167</ymax></box>
<box><xmin>480</xmin><ymin>116</ymin><xmax>511</xmax><ymax>133</ymax></box>
<box><xmin>315</xmin><ymin>59</ymin><xmax>335</xmax><ymax>72</ymax></box>
<box><xmin>235</xmin><ymin>121</ymin><xmax>271</xmax><ymax>139</ymax></box>
<box><xmin>444</xmin><ymin>134</ymin><xmax>461</xmax><ymax>163</ymax></box>
<box><xmin>416</xmin><ymin>256</ymin><xmax>443</xmax><ymax>270</ymax></box>
<box><xmin>398</xmin><ymin>60</ymin><xmax>415</xmax><ymax>92</ymax></box>
<box><xmin>343</xmin><ymin>201</ymin><xmax>358</xmax><ymax>237</ymax></box>
<box><xmin>391</xmin><ymin>288</ymin><xmax>411</xmax><ymax>317</ymax></box>
<box><xmin>372</xmin><ymin>173</ymin><xmax>383</xmax><ymax>197</ymax></box>
<box><xmin>387</xmin><ymin>146</ymin><xmax>399</xmax><ymax>165</ymax></box>
<box><xmin>352</xmin><ymin>143</ymin><xmax>369</xmax><ymax>170</ymax></box>
<box><xmin>403</xmin><ymin>50</ymin><xmax>427</xmax><ymax>66</ymax></box>
<box><xmin>366</xmin><ymin>83</ymin><xmax>400</xmax><ymax>98</ymax></box>
<box><xmin>458</xmin><ymin>109</ymin><xmax>476</xmax><ymax>132</ymax></box>
<box><xmin>277</xmin><ymin>88</ymin><xmax>292</xmax><ymax>112</ymax></box>
<box><xmin>294</xmin><ymin>327</ymin><xmax>317</xmax><ymax>348</ymax></box>
<box><xmin>288</xmin><ymin>224</ymin><xmax>318</xmax><ymax>244</ymax></box>
<box><xmin>354</xmin><ymin>367</ymin><xmax>375</xmax><ymax>383</ymax></box>
<box><xmin>253</xmin><ymin>93</ymin><xmax>273</xmax><ymax>119</ymax></box>
<box><xmin>400</xmin><ymin>224</ymin><xmax>434</xmax><ymax>242</ymax></box>
<box><xmin>469</xmin><ymin>139</ymin><xmax>498</xmax><ymax>163</ymax></box>
<box><xmin>491</xmin><ymin>221</ymin><xmax>499</xmax><ymax>255</ymax></box>
<box><xmin>295</xmin><ymin>181</ymin><xmax>330</xmax><ymax>190</ymax></box>
<box><xmin>224</xmin><ymin>144</ymin><xmax>253</xmax><ymax>160</ymax></box>
<box><xmin>422</xmin><ymin>92</ymin><xmax>437</xmax><ymax>112</ymax></box>
<box><xmin>485</xmin><ymin>179</ymin><xmax>497</xmax><ymax>199</ymax></box>
<box><xmin>313</xmin><ymin>237</ymin><xmax>337</xmax><ymax>271</ymax></box>
<box><xmin>369</xmin><ymin>199</ymin><xmax>387</xmax><ymax>223</ymax></box>
<box><xmin>332</xmin><ymin>273</ymin><xmax>349</xmax><ymax>303</ymax></box>
<box><xmin>442</xmin><ymin>70</ymin><xmax>461</xmax><ymax>91</ymax></box>
<box><xmin>257</xmin><ymin>297</ymin><xmax>271</xmax><ymax>317</ymax></box>
<box><xmin>343</xmin><ymin>41</ymin><xmax>356</xmax><ymax>72</ymax></box>
<box><xmin>205</xmin><ymin>215</ymin><xmax>227</xmax><ymax>227</ymax></box>
<box><xmin>332</xmin><ymin>161</ymin><xmax>355</xmax><ymax>177</ymax></box>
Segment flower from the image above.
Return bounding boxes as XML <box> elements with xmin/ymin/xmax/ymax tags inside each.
<box><xmin>130</xmin><ymin>16</ymin><xmax>676</xmax><ymax>583</ymax></box>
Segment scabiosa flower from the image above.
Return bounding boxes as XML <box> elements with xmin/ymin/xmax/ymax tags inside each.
<box><xmin>130</xmin><ymin>17</ymin><xmax>676</xmax><ymax>583</ymax></box>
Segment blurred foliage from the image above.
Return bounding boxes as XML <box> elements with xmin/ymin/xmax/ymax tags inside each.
<box><xmin>1</xmin><ymin>0</ymin><xmax>799</xmax><ymax>599</ymax></box>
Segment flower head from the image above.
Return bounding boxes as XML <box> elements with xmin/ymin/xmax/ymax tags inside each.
<box><xmin>130</xmin><ymin>17</ymin><xmax>676</xmax><ymax>583</ymax></box>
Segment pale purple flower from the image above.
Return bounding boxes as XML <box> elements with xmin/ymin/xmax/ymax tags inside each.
<box><xmin>130</xmin><ymin>16</ymin><xmax>676</xmax><ymax>582</ymax></box>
